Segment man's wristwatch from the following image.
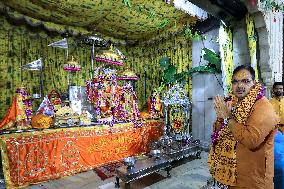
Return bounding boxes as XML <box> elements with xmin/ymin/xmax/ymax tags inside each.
<box><xmin>224</xmin><ymin>117</ymin><xmax>232</xmax><ymax>125</ymax></box>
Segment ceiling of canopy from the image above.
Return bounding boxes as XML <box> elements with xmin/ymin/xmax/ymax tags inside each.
<box><xmin>0</xmin><ymin>0</ymin><xmax>201</xmax><ymax>42</ymax></box>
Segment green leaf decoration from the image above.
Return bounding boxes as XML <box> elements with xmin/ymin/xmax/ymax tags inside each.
<box><xmin>188</xmin><ymin>66</ymin><xmax>216</xmax><ymax>76</ymax></box>
<box><xmin>202</xmin><ymin>48</ymin><xmax>221</xmax><ymax>73</ymax></box>
<box><xmin>159</xmin><ymin>57</ymin><xmax>170</xmax><ymax>69</ymax></box>
<box><xmin>184</xmin><ymin>27</ymin><xmax>192</xmax><ymax>39</ymax></box>
<box><xmin>193</xmin><ymin>31</ymin><xmax>200</xmax><ymax>41</ymax></box>
<box><xmin>163</xmin><ymin>65</ymin><xmax>176</xmax><ymax>84</ymax></box>
<box><xmin>174</xmin><ymin>71</ymin><xmax>188</xmax><ymax>82</ymax></box>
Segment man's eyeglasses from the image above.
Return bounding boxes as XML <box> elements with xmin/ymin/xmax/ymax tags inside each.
<box><xmin>232</xmin><ymin>79</ymin><xmax>252</xmax><ymax>85</ymax></box>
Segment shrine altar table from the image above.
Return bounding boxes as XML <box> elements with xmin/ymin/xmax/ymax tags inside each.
<box><xmin>0</xmin><ymin>120</ymin><xmax>163</xmax><ymax>188</ymax></box>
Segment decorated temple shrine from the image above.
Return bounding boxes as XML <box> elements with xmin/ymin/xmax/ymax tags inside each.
<box><xmin>0</xmin><ymin>0</ymin><xmax>283</xmax><ymax>188</ymax></box>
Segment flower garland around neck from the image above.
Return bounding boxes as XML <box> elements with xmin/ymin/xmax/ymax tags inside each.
<box><xmin>211</xmin><ymin>84</ymin><xmax>264</xmax><ymax>145</ymax></box>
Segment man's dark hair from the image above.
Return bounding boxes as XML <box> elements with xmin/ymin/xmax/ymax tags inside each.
<box><xmin>232</xmin><ymin>65</ymin><xmax>255</xmax><ymax>80</ymax></box>
<box><xmin>273</xmin><ymin>82</ymin><xmax>284</xmax><ymax>89</ymax></box>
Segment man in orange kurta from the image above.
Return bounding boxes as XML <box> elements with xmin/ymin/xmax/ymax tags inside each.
<box><xmin>209</xmin><ymin>65</ymin><xmax>278</xmax><ymax>189</ymax></box>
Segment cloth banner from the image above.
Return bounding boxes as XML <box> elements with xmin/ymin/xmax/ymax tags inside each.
<box><xmin>0</xmin><ymin>120</ymin><xmax>163</xmax><ymax>188</ymax></box>
<box><xmin>48</xmin><ymin>38</ymin><xmax>68</xmax><ymax>49</ymax></box>
<box><xmin>21</xmin><ymin>58</ymin><xmax>43</xmax><ymax>70</ymax></box>
<box><xmin>219</xmin><ymin>25</ymin><xmax>234</xmax><ymax>96</ymax></box>
<box><xmin>246</xmin><ymin>14</ymin><xmax>259</xmax><ymax>82</ymax></box>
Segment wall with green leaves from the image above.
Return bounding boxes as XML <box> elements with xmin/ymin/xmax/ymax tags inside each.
<box><xmin>0</xmin><ymin>15</ymin><xmax>192</xmax><ymax>119</ymax></box>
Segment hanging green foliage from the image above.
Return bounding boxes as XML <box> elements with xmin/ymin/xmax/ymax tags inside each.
<box><xmin>202</xmin><ymin>48</ymin><xmax>221</xmax><ymax>73</ymax></box>
<box><xmin>159</xmin><ymin>47</ymin><xmax>221</xmax><ymax>86</ymax></box>
<box><xmin>174</xmin><ymin>71</ymin><xmax>189</xmax><ymax>82</ymax></box>
<box><xmin>193</xmin><ymin>31</ymin><xmax>200</xmax><ymax>41</ymax></box>
<box><xmin>1</xmin><ymin>0</ymin><xmax>198</xmax><ymax>43</ymax></box>
<box><xmin>137</xmin><ymin>5</ymin><xmax>143</xmax><ymax>12</ymax></box>
<box><xmin>184</xmin><ymin>27</ymin><xmax>206</xmax><ymax>41</ymax></box>
<box><xmin>159</xmin><ymin>57</ymin><xmax>187</xmax><ymax>85</ymax></box>
<box><xmin>184</xmin><ymin>27</ymin><xmax>192</xmax><ymax>39</ymax></box>
<box><xmin>186</xmin><ymin>48</ymin><xmax>221</xmax><ymax>75</ymax></box>
<box><xmin>163</xmin><ymin>65</ymin><xmax>177</xmax><ymax>84</ymax></box>
<box><xmin>188</xmin><ymin>65</ymin><xmax>218</xmax><ymax>75</ymax></box>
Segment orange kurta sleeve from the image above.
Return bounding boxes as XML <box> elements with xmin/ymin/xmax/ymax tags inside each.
<box><xmin>229</xmin><ymin>97</ymin><xmax>278</xmax><ymax>150</ymax></box>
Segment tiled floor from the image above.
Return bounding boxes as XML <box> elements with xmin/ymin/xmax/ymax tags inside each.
<box><xmin>2</xmin><ymin>152</ymin><xmax>211</xmax><ymax>189</ymax></box>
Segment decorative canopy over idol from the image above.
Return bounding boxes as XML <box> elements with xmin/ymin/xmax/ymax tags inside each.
<box><xmin>95</xmin><ymin>45</ymin><xmax>125</xmax><ymax>66</ymax></box>
<box><xmin>64</xmin><ymin>56</ymin><xmax>81</xmax><ymax>71</ymax></box>
<box><xmin>117</xmin><ymin>69</ymin><xmax>139</xmax><ymax>80</ymax></box>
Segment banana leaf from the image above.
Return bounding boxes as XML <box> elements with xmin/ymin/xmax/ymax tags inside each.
<box><xmin>202</xmin><ymin>48</ymin><xmax>221</xmax><ymax>73</ymax></box>
<box><xmin>188</xmin><ymin>65</ymin><xmax>218</xmax><ymax>76</ymax></box>
<box><xmin>174</xmin><ymin>71</ymin><xmax>188</xmax><ymax>82</ymax></box>
<box><xmin>163</xmin><ymin>65</ymin><xmax>176</xmax><ymax>84</ymax></box>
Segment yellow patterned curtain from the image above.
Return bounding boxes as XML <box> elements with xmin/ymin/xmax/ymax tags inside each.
<box><xmin>219</xmin><ymin>25</ymin><xmax>234</xmax><ymax>96</ymax></box>
<box><xmin>246</xmin><ymin>14</ymin><xmax>259</xmax><ymax>82</ymax></box>
<box><xmin>0</xmin><ymin>15</ymin><xmax>193</xmax><ymax>119</ymax></box>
